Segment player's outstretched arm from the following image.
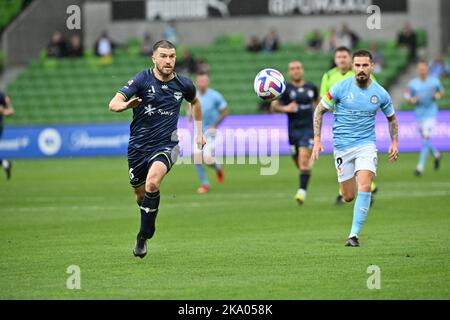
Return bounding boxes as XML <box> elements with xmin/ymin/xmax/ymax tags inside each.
<box><xmin>387</xmin><ymin>114</ymin><xmax>399</xmax><ymax>163</ymax></box>
<box><xmin>190</xmin><ymin>97</ymin><xmax>206</xmax><ymax>150</ymax></box>
<box><xmin>108</xmin><ymin>93</ymin><xmax>142</xmax><ymax>112</ymax></box>
<box><xmin>311</xmin><ymin>102</ymin><xmax>328</xmax><ymax>161</ymax></box>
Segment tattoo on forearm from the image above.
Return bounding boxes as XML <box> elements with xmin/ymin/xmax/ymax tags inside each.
<box><xmin>389</xmin><ymin>118</ymin><xmax>398</xmax><ymax>141</ymax></box>
<box><xmin>313</xmin><ymin>104</ymin><xmax>327</xmax><ymax>137</ymax></box>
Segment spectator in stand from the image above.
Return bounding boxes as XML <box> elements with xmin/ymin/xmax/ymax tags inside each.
<box><xmin>140</xmin><ymin>32</ymin><xmax>153</xmax><ymax>56</ymax></box>
<box><xmin>94</xmin><ymin>31</ymin><xmax>115</xmax><ymax>64</ymax></box>
<box><xmin>397</xmin><ymin>22</ymin><xmax>417</xmax><ymax>62</ymax></box>
<box><xmin>262</xmin><ymin>29</ymin><xmax>280</xmax><ymax>52</ymax></box>
<box><xmin>163</xmin><ymin>20</ymin><xmax>179</xmax><ymax>45</ymax></box>
<box><xmin>95</xmin><ymin>31</ymin><xmax>115</xmax><ymax>57</ymax></box>
<box><xmin>429</xmin><ymin>54</ymin><xmax>450</xmax><ymax>79</ymax></box>
<box><xmin>336</xmin><ymin>23</ymin><xmax>359</xmax><ymax>50</ymax></box>
<box><xmin>369</xmin><ymin>42</ymin><xmax>384</xmax><ymax>74</ymax></box>
<box><xmin>307</xmin><ymin>30</ymin><xmax>323</xmax><ymax>52</ymax></box>
<box><xmin>175</xmin><ymin>48</ymin><xmax>199</xmax><ymax>76</ymax></box>
<box><xmin>246</xmin><ymin>36</ymin><xmax>262</xmax><ymax>53</ymax></box>
<box><xmin>323</xmin><ymin>27</ymin><xmax>337</xmax><ymax>52</ymax></box>
<box><xmin>46</xmin><ymin>31</ymin><xmax>67</xmax><ymax>58</ymax></box>
<box><xmin>67</xmin><ymin>34</ymin><xmax>83</xmax><ymax>58</ymax></box>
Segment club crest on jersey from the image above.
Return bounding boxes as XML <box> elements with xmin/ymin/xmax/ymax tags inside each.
<box><xmin>307</xmin><ymin>90</ymin><xmax>314</xmax><ymax>98</ymax></box>
<box><xmin>371</xmin><ymin>95</ymin><xmax>378</xmax><ymax>104</ymax></box>
<box><xmin>289</xmin><ymin>90</ymin><xmax>297</xmax><ymax>100</ymax></box>
<box><xmin>174</xmin><ymin>91</ymin><xmax>183</xmax><ymax>101</ymax></box>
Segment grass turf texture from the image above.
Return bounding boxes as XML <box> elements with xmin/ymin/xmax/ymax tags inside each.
<box><xmin>0</xmin><ymin>153</ymin><xmax>449</xmax><ymax>299</ymax></box>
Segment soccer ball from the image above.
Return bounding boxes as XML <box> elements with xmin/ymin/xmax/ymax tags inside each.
<box><xmin>253</xmin><ymin>68</ymin><xmax>286</xmax><ymax>101</ymax></box>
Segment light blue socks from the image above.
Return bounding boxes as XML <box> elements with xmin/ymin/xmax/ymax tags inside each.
<box><xmin>349</xmin><ymin>191</ymin><xmax>372</xmax><ymax>238</ymax></box>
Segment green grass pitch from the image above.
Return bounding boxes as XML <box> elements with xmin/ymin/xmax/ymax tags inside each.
<box><xmin>0</xmin><ymin>153</ymin><xmax>449</xmax><ymax>299</ymax></box>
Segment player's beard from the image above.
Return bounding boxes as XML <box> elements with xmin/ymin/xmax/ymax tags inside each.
<box><xmin>356</xmin><ymin>73</ymin><xmax>369</xmax><ymax>86</ymax></box>
<box><xmin>156</xmin><ymin>64</ymin><xmax>174</xmax><ymax>77</ymax></box>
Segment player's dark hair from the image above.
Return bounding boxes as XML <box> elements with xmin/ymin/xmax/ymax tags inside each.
<box><xmin>335</xmin><ymin>46</ymin><xmax>351</xmax><ymax>55</ymax></box>
<box><xmin>196</xmin><ymin>71</ymin><xmax>209</xmax><ymax>77</ymax></box>
<box><xmin>352</xmin><ymin>49</ymin><xmax>373</xmax><ymax>61</ymax></box>
<box><xmin>152</xmin><ymin>40</ymin><xmax>176</xmax><ymax>52</ymax></box>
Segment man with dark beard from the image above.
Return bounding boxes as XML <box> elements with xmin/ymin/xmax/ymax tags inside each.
<box><xmin>311</xmin><ymin>50</ymin><xmax>399</xmax><ymax>247</ymax></box>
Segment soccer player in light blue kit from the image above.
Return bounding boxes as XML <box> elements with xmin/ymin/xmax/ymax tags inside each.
<box><xmin>312</xmin><ymin>50</ymin><xmax>399</xmax><ymax>247</ymax></box>
<box><xmin>407</xmin><ymin>61</ymin><xmax>444</xmax><ymax>176</ymax></box>
<box><xmin>189</xmin><ymin>72</ymin><xmax>228</xmax><ymax>193</ymax></box>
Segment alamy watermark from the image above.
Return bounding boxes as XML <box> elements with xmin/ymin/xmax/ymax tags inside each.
<box><xmin>366</xmin><ymin>265</ymin><xmax>381</xmax><ymax>290</ymax></box>
<box><xmin>66</xmin><ymin>5</ymin><xmax>81</xmax><ymax>30</ymax></box>
<box><xmin>66</xmin><ymin>265</ymin><xmax>81</xmax><ymax>289</ymax></box>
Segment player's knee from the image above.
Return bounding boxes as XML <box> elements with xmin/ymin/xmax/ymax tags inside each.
<box><xmin>358</xmin><ymin>182</ymin><xmax>371</xmax><ymax>193</ymax></box>
<box><xmin>145</xmin><ymin>178</ymin><xmax>160</xmax><ymax>193</ymax></box>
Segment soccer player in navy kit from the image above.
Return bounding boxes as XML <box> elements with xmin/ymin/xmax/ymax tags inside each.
<box><xmin>109</xmin><ymin>40</ymin><xmax>205</xmax><ymax>258</ymax></box>
<box><xmin>0</xmin><ymin>90</ymin><xmax>14</xmax><ymax>180</ymax></box>
<box><xmin>271</xmin><ymin>61</ymin><xmax>319</xmax><ymax>204</ymax></box>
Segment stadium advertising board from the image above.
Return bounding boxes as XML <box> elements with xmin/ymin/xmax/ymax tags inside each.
<box><xmin>1</xmin><ymin>111</ymin><xmax>449</xmax><ymax>159</ymax></box>
<box><xmin>112</xmin><ymin>0</ymin><xmax>407</xmax><ymax>21</ymax></box>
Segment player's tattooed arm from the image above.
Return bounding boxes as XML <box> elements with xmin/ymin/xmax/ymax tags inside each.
<box><xmin>388</xmin><ymin>114</ymin><xmax>398</xmax><ymax>142</ymax></box>
<box><xmin>313</xmin><ymin>102</ymin><xmax>328</xmax><ymax>138</ymax></box>
<box><xmin>311</xmin><ymin>102</ymin><xmax>328</xmax><ymax>161</ymax></box>
<box><xmin>387</xmin><ymin>114</ymin><xmax>399</xmax><ymax>162</ymax></box>
<box><xmin>108</xmin><ymin>93</ymin><xmax>141</xmax><ymax>112</ymax></box>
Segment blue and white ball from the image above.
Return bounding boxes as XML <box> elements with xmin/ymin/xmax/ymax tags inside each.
<box><xmin>253</xmin><ymin>68</ymin><xmax>286</xmax><ymax>101</ymax></box>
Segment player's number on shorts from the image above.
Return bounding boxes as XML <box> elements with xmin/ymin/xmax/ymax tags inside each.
<box><xmin>129</xmin><ymin>168</ymin><xmax>134</xmax><ymax>180</ymax></box>
<box><xmin>336</xmin><ymin>157</ymin><xmax>343</xmax><ymax>168</ymax></box>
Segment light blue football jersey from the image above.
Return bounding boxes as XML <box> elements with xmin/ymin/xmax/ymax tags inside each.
<box><xmin>321</xmin><ymin>77</ymin><xmax>395</xmax><ymax>151</ymax></box>
<box><xmin>197</xmin><ymin>88</ymin><xmax>227</xmax><ymax>132</ymax></box>
<box><xmin>408</xmin><ymin>76</ymin><xmax>443</xmax><ymax>121</ymax></box>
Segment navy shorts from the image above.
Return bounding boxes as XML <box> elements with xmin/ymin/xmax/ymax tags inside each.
<box><xmin>289</xmin><ymin>130</ymin><xmax>314</xmax><ymax>158</ymax></box>
<box><xmin>128</xmin><ymin>143</ymin><xmax>180</xmax><ymax>188</ymax></box>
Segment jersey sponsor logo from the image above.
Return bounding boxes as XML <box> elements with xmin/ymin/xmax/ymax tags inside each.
<box><xmin>370</xmin><ymin>95</ymin><xmax>378</xmax><ymax>104</ymax></box>
<box><xmin>174</xmin><ymin>91</ymin><xmax>183</xmax><ymax>101</ymax></box>
<box><xmin>161</xmin><ymin>84</ymin><xmax>169</xmax><ymax>90</ymax></box>
<box><xmin>144</xmin><ymin>104</ymin><xmax>157</xmax><ymax>116</ymax></box>
<box><xmin>127</xmin><ymin>79</ymin><xmax>134</xmax><ymax>86</ymax></box>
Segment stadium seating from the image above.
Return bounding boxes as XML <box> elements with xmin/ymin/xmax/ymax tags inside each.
<box><xmin>0</xmin><ymin>0</ymin><xmax>27</xmax><ymax>32</ymax></box>
<box><xmin>6</xmin><ymin>37</ymin><xmax>413</xmax><ymax>125</ymax></box>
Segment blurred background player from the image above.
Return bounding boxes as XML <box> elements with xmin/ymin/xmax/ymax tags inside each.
<box><xmin>406</xmin><ymin>61</ymin><xmax>444</xmax><ymax>176</ymax></box>
<box><xmin>0</xmin><ymin>90</ymin><xmax>14</xmax><ymax>180</ymax></box>
<box><xmin>189</xmin><ymin>72</ymin><xmax>228</xmax><ymax>193</ymax></box>
<box><xmin>320</xmin><ymin>46</ymin><xmax>379</xmax><ymax>205</ymax></box>
<box><xmin>271</xmin><ymin>61</ymin><xmax>319</xmax><ymax>204</ymax></box>
<box><xmin>312</xmin><ymin>50</ymin><xmax>399</xmax><ymax>247</ymax></box>
<box><xmin>108</xmin><ymin>40</ymin><xmax>205</xmax><ymax>258</ymax></box>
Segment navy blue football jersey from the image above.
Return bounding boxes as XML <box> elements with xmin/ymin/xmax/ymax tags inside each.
<box><xmin>278</xmin><ymin>82</ymin><xmax>318</xmax><ymax>133</ymax></box>
<box><xmin>118</xmin><ymin>69</ymin><xmax>196</xmax><ymax>152</ymax></box>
